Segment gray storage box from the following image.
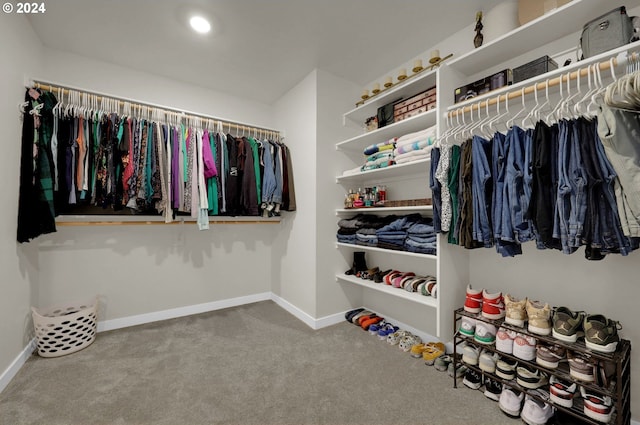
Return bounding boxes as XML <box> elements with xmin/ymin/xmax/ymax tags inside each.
<box><xmin>513</xmin><ymin>56</ymin><xmax>558</xmax><ymax>84</ymax></box>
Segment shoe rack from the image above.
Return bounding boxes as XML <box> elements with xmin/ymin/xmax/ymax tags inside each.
<box><xmin>452</xmin><ymin>308</ymin><xmax>631</xmax><ymax>425</ymax></box>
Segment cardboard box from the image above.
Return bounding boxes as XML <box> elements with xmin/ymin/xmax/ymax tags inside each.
<box><xmin>518</xmin><ymin>0</ymin><xmax>572</xmax><ymax>25</ymax></box>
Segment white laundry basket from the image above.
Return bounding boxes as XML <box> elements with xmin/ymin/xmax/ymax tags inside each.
<box><xmin>31</xmin><ymin>297</ymin><xmax>98</xmax><ymax>358</ymax></box>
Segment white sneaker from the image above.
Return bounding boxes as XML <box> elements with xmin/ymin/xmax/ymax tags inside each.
<box><xmin>459</xmin><ymin>316</ymin><xmax>476</xmax><ymax>338</ymax></box>
<box><xmin>474</xmin><ymin>321</ymin><xmax>497</xmax><ymax>345</ymax></box>
<box><xmin>479</xmin><ymin>350</ymin><xmax>500</xmax><ymax>374</ymax></box>
<box><xmin>462</xmin><ymin>343</ymin><xmax>480</xmax><ymax>366</ymax></box>
<box><xmin>499</xmin><ymin>387</ymin><xmax>524</xmax><ymax>417</ymax></box>
<box><xmin>521</xmin><ymin>395</ymin><xmax>554</xmax><ymax>425</ymax></box>
<box><xmin>495</xmin><ymin>326</ymin><xmax>516</xmax><ymax>354</ymax></box>
<box><xmin>581</xmin><ymin>387</ymin><xmax>614</xmax><ymax>423</ymax></box>
<box><xmin>513</xmin><ymin>333</ymin><xmax>537</xmax><ymax>361</ymax></box>
<box><xmin>549</xmin><ymin>375</ymin><xmax>577</xmax><ymax>408</ymax></box>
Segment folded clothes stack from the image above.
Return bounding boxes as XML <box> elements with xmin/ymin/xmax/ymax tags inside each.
<box><xmin>337</xmin><ymin>214</ymin><xmax>382</xmax><ymax>244</ymax></box>
<box><xmin>405</xmin><ymin>217</ymin><xmax>437</xmax><ymax>254</ymax></box>
<box><xmin>363</xmin><ymin>138</ymin><xmax>397</xmax><ymax>156</ymax></box>
<box><xmin>355</xmin><ymin>215</ymin><xmax>397</xmax><ymax>246</ymax></box>
<box><xmin>361</xmin><ymin>151</ymin><xmax>395</xmax><ymax>172</ymax></box>
<box><xmin>376</xmin><ymin>214</ymin><xmax>423</xmax><ymax>251</ymax></box>
<box><xmin>394</xmin><ymin>126</ymin><xmax>436</xmax><ymax>165</ymax></box>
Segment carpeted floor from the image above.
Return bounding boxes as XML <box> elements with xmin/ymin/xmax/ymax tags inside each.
<box><xmin>0</xmin><ymin>301</ymin><xmax>520</xmax><ymax>425</ymax></box>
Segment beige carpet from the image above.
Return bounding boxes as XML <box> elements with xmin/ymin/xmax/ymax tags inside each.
<box><xmin>0</xmin><ymin>301</ymin><xmax>520</xmax><ymax>425</ymax></box>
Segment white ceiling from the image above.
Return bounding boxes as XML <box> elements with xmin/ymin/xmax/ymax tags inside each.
<box><xmin>27</xmin><ymin>0</ymin><xmax>503</xmax><ymax>104</ymax></box>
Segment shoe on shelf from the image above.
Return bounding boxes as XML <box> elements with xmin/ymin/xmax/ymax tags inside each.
<box><xmin>483</xmin><ymin>377</ymin><xmax>502</xmax><ymax>402</ymax></box>
<box><xmin>462</xmin><ymin>343</ymin><xmax>480</xmax><ymax>366</ymax></box>
<box><xmin>474</xmin><ymin>321</ymin><xmax>497</xmax><ymax>345</ymax></box>
<box><xmin>584</xmin><ymin>314</ymin><xmax>620</xmax><ymax>353</ymax></box>
<box><xmin>526</xmin><ymin>300</ymin><xmax>552</xmax><ymax>336</ymax></box>
<box><xmin>549</xmin><ymin>375</ymin><xmax>577</xmax><ymax>408</ymax></box>
<box><xmin>377</xmin><ymin>324</ymin><xmax>399</xmax><ymax>340</ymax></box>
<box><xmin>463</xmin><ymin>368</ymin><xmax>483</xmax><ymax>390</ymax></box>
<box><xmin>535</xmin><ymin>342</ymin><xmax>566</xmax><ymax>369</ymax></box>
<box><xmin>398</xmin><ymin>334</ymin><xmax>422</xmax><ymax>352</ymax></box>
<box><xmin>496</xmin><ymin>326</ymin><xmax>516</xmax><ymax>354</ymax></box>
<box><xmin>459</xmin><ymin>316</ymin><xmax>476</xmax><ymax>338</ymax></box>
<box><xmin>568</xmin><ymin>351</ymin><xmax>596</xmax><ymax>383</ymax></box>
<box><xmin>464</xmin><ymin>285</ymin><xmax>483</xmax><ymax>313</ymax></box>
<box><xmin>516</xmin><ymin>363</ymin><xmax>549</xmax><ymax>389</ymax></box>
<box><xmin>499</xmin><ymin>387</ymin><xmax>524</xmax><ymax>418</ymax></box>
<box><xmin>434</xmin><ymin>354</ymin><xmax>452</xmax><ymax>372</ymax></box>
<box><xmin>422</xmin><ymin>342</ymin><xmax>446</xmax><ymax>365</ymax></box>
<box><xmin>479</xmin><ymin>350</ymin><xmax>500</xmax><ymax>374</ymax></box>
<box><xmin>504</xmin><ymin>294</ymin><xmax>527</xmax><ymax>327</ymax></box>
<box><xmin>552</xmin><ymin>306</ymin><xmax>585</xmax><ymax>343</ymax></box>
<box><xmin>495</xmin><ymin>356</ymin><xmax>518</xmax><ymax>381</ymax></box>
<box><xmin>513</xmin><ymin>333</ymin><xmax>537</xmax><ymax>361</ymax></box>
<box><xmin>448</xmin><ymin>362</ymin><xmax>467</xmax><ymax>378</ymax></box>
<box><xmin>521</xmin><ymin>394</ymin><xmax>555</xmax><ymax>425</ymax></box>
<box><xmin>481</xmin><ymin>289</ymin><xmax>505</xmax><ymax>320</ymax></box>
<box><xmin>581</xmin><ymin>386</ymin><xmax>614</xmax><ymax>423</ymax></box>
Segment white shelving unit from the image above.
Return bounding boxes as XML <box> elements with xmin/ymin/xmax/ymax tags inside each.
<box><xmin>336</xmin><ymin>242</ymin><xmax>437</xmax><ymax>260</ymax></box>
<box><xmin>336</xmin><ymin>274</ymin><xmax>437</xmax><ymax>308</ymax></box>
<box><xmin>336</xmin><ymin>158</ymin><xmax>430</xmax><ymax>184</ymax></box>
<box><xmin>335</xmin><ymin>205</ymin><xmax>432</xmax><ymax>215</ymax></box>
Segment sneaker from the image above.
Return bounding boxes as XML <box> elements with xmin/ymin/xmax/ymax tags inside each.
<box><xmin>583</xmin><ymin>314</ymin><xmax>620</xmax><ymax>353</ymax></box>
<box><xmin>377</xmin><ymin>324</ymin><xmax>399</xmax><ymax>340</ymax></box>
<box><xmin>481</xmin><ymin>289</ymin><xmax>505</xmax><ymax>320</ymax></box>
<box><xmin>434</xmin><ymin>354</ymin><xmax>452</xmax><ymax>372</ymax></box>
<box><xmin>568</xmin><ymin>351</ymin><xmax>596</xmax><ymax>382</ymax></box>
<box><xmin>448</xmin><ymin>362</ymin><xmax>467</xmax><ymax>378</ymax></box>
<box><xmin>463</xmin><ymin>368</ymin><xmax>483</xmax><ymax>390</ymax></box>
<box><xmin>513</xmin><ymin>333</ymin><xmax>537</xmax><ymax>361</ymax></box>
<box><xmin>474</xmin><ymin>321</ymin><xmax>497</xmax><ymax>345</ymax></box>
<box><xmin>581</xmin><ymin>387</ymin><xmax>614</xmax><ymax>423</ymax></box>
<box><xmin>422</xmin><ymin>342</ymin><xmax>445</xmax><ymax>365</ymax></box>
<box><xmin>549</xmin><ymin>375</ymin><xmax>577</xmax><ymax>408</ymax></box>
<box><xmin>499</xmin><ymin>387</ymin><xmax>524</xmax><ymax>417</ymax></box>
<box><xmin>516</xmin><ymin>364</ymin><xmax>548</xmax><ymax>389</ymax></box>
<box><xmin>535</xmin><ymin>342</ymin><xmax>566</xmax><ymax>369</ymax></box>
<box><xmin>459</xmin><ymin>315</ymin><xmax>476</xmax><ymax>338</ymax></box>
<box><xmin>483</xmin><ymin>377</ymin><xmax>502</xmax><ymax>401</ymax></box>
<box><xmin>464</xmin><ymin>285</ymin><xmax>482</xmax><ymax>313</ymax></box>
<box><xmin>479</xmin><ymin>350</ymin><xmax>500</xmax><ymax>373</ymax></box>
<box><xmin>521</xmin><ymin>395</ymin><xmax>554</xmax><ymax>425</ymax></box>
<box><xmin>526</xmin><ymin>300</ymin><xmax>551</xmax><ymax>336</ymax></box>
<box><xmin>367</xmin><ymin>320</ymin><xmax>387</xmax><ymax>335</ymax></box>
<box><xmin>504</xmin><ymin>294</ymin><xmax>527</xmax><ymax>327</ymax></box>
<box><xmin>398</xmin><ymin>334</ymin><xmax>421</xmax><ymax>352</ymax></box>
<box><xmin>495</xmin><ymin>356</ymin><xmax>517</xmax><ymax>380</ymax></box>
<box><xmin>552</xmin><ymin>306</ymin><xmax>585</xmax><ymax>343</ymax></box>
<box><xmin>496</xmin><ymin>326</ymin><xmax>516</xmax><ymax>354</ymax></box>
<box><xmin>462</xmin><ymin>343</ymin><xmax>480</xmax><ymax>366</ymax></box>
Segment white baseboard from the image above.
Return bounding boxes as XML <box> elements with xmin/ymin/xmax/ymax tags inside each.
<box><xmin>97</xmin><ymin>292</ymin><xmax>272</xmax><ymax>332</ymax></box>
<box><xmin>270</xmin><ymin>293</ymin><xmax>317</xmax><ymax>329</ymax></box>
<box><xmin>0</xmin><ymin>338</ymin><xmax>36</xmax><ymax>394</ymax></box>
<box><xmin>314</xmin><ymin>311</ymin><xmax>347</xmax><ymax>329</ymax></box>
<box><xmin>363</xmin><ymin>309</ymin><xmax>438</xmax><ymax>344</ymax></box>
<box><xmin>632</xmin><ymin>420</ymin><xmax>640</xmax><ymax>425</ymax></box>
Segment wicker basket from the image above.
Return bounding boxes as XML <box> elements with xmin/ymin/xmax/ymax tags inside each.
<box><xmin>31</xmin><ymin>297</ymin><xmax>98</xmax><ymax>358</ymax></box>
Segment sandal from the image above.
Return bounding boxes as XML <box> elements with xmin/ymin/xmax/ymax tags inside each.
<box><xmin>377</xmin><ymin>324</ymin><xmax>399</xmax><ymax>340</ymax></box>
<box><xmin>399</xmin><ymin>334</ymin><xmax>422</xmax><ymax>352</ymax></box>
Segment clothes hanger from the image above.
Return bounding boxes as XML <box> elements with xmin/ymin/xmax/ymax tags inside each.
<box><xmin>523</xmin><ymin>82</ymin><xmax>540</xmax><ymax>128</ymax></box>
<box><xmin>546</xmin><ymin>72</ymin><xmax>565</xmax><ymax>124</ymax></box>
<box><xmin>506</xmin><ymin>88</ymin><xmax>526</xmax><ymax>129</ymax></box>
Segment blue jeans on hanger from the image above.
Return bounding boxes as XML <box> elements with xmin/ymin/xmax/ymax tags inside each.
<box><xmin>471</xmin><ymin>134</ymin><xmax>493</xmax><ymax>247</ymax></box>
<box><xmin>505</xmin><ymin>125</ymin><xmax>534</xmax><ymax>244</ymax></box>
<box><xmin>492</xmin><ymin>131</ymin><xmax>522</xmax><ymax>257</ymax></box>
<box><xmin>568</xmin><ymin>120</ymin><xmax>588</xmax><ymax>249</ymax></box>
<box><xmin>555</xmin><ymin>120</ymin><xmax>580</xmax><ymax>254</ymax></box>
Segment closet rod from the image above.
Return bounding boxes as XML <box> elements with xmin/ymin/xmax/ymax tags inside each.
<box><xmin>30</xmin><ymin>80</ymin><xmax>281</xmax><ymax>137</ymax></box>
<box><xmin>57</xmin><ymin>220</ymin><xmax>280</xmax><ymax>226</ymax></box>
<box><xmin>447</xmin><ymin>52</ymin><xmax>637</xmax><ymax>118</ymax></box>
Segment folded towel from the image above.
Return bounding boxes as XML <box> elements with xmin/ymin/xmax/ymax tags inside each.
<box><xmin>394</xmin><ymin>138</ymin><xmax>434</xmax><ymax>155</ymax></box>
<box><xmin>363</xmin><ymin>138</ymin><xmax>397</xmax><ymax>155</ymax></box>
<box><xmin>366</xmin><ymin>151</ymin><xmax>394</xmax><ymax>163</ymax></box>
<box><xmin>395</xmin><ymin>126</ymin><xmax>436</xmax><ymax>147</ymax></box>
<box><xmin>395</xmin><ymin>152</ymin><xmax>430</xmax><ymax>164</ymax></box>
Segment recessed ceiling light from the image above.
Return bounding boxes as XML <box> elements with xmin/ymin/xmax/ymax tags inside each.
<box><xmin>190</xmin><ymin>16</ymin><xmax>211</xmax><ymax>34</ymax></box>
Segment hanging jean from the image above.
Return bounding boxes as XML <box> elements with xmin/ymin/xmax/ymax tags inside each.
<box><xmin>555</xmin><ymin>120</ymin><xmax>581</xmax><ymax>254</ymax></box>
<box><xmin>471</xmin><ymin>135</ymin><xmax>493</xmax><ymax>247</ymax></box>
<box><xmin>430</xmin><ymin>147</ymin><xmax>442</xmax><ymax>233</ymax></box>
<box><xmin>504</xmin><ymin>125</ymin><xmax>534</xmax><ymax>243</ymax></box>
<box><xmin>447</xmin><ymin>144</ymin><xmax>461</xmax><ymax>245</ymax></box>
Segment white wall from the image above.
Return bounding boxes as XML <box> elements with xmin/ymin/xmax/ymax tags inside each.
<box><xmin>272</xmin><ymin>71</ymin><xmax>318</xmax><ymax>315</ymax></box>
<box><xmin>315</xmin><ymin>69</ymin><xmax>362</xmax><ymax>317</ymax></box>
<box><xmin>0</xmin><ymin>14</ymin><xmax>43</xmax><ymax>386</ymax></box>
<box><xmin>31</xmin><ymin>47</ymin><xmax>279</xmax><ymax>321</ymax></box>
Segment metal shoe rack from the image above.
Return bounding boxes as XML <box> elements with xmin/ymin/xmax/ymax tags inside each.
<box><xmin>452</xmin><ymin>308</ymin><xmax>631</xmax><ymax>425</ymax></box>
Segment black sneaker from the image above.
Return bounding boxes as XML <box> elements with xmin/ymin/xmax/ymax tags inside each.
<box><xmin>484</xmin><ymin>377</ymin><xmax>502</xmax><ymax>401</ymax></box>
<box><xmin>463</xmin><ymin>368</ymin><xmax>483</xmax><ymax>390</ymax></box>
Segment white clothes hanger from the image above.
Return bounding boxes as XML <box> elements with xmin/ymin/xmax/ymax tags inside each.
<box><xmin>507</xmin><ymin>88</ymin><xmax>527</xmax><ymax>129</ymax></box>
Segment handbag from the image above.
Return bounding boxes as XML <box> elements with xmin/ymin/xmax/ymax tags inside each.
<box><xmin>377</xmin><ymin>98</ymin><xmax>402</xmax><ymax>128</ymax></box>
<box><xmin>580</xmin><ymin>6</ymin><xmax>636</xmax><ymax>59</ymax></box>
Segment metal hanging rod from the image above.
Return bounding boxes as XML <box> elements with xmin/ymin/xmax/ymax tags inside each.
<box><xmin>448</xmin><ymin>51</ymin><xmax>638</xmax><ymax>118</ymax></box>
<box><xmin>56</xmin><ymin>219</ymin><xmax>280</xmax><ymax>226</ymax></box>
<box><xmin>30</xmin><ymin>79</ymin><xmax>281</xmax><ymax>137</ymax></box>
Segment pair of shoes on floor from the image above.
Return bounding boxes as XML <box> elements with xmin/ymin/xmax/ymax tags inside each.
<box><xmin>409</xmin><ymin>342</ymin><xmax>445</xmax><ymax>365</ymax></box>
<box><xmin>499</xmin><ymin>388</ymin><xmax>555</xmax><ymax>424</ymax></box>
<box><xmin>375</xmin><ymin>323</ymin><xmax>399</xmax><ymax>340</ymax></box>
<box><xmin>345</xmin><ymin>309</ymin><xmax>383</xmax><ymax>331</ymax></box>
<box><xmin>434</xmin><ymin>354</ymin><xmax>452</xmax><ymax>372</ymax></box>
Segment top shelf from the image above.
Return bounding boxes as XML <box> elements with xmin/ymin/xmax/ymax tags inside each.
<box><xmin>448</xmin><ymin>0</ymin><xmax>640</xmax><ymax>76</ymax></box>
<box><xmin>343</xmin><ymin>69</ymin><xmax>437</xmax><ymax>125</ymax></box>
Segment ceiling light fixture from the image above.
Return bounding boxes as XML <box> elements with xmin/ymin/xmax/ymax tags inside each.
<box><xmin>190</xmin><ymin>16</ymin><xmax>211</xmax><ymax>34</ymax></box>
